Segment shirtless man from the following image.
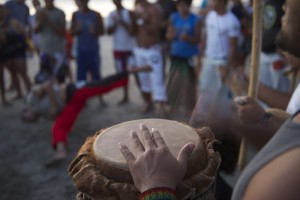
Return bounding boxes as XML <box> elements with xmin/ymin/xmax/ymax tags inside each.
<box><xmin>131</xmin><ymin>0</ymin><xmax>167</xmax><ymax>116</ymax></box>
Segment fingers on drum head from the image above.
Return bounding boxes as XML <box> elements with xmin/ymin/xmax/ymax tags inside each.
<box><xmin>151</xmin><ymin>128</ymin><xmax>166</xmax><ymax>147</ymax></box>
<box><xmin>130</xmin><ymin>130</ymin><xmax>145</xmax><ymax>153</ymax></box>
<box><xmin>119</xmin><ymin>142</ymin><xmax>136</xmax><ymax>164</ymax></box>
<box><xmin>140</xmin><ymin>124</ymin><xmax>155</xmax><ymax>150</ymax></box>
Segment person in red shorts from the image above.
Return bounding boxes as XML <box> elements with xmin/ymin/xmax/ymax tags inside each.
<box><xmin>21</xmin><ymin>72</ymin><xmax>128</xmax><ymax>166</ymax></box>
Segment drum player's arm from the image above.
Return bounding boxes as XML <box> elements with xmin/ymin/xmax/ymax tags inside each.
<box><xmin>238</xmin><ymin>74</ymin><xmax>292</xmax><ymax>110</ymax></box>
<box><xmin>257</xmin><ymin>83</ymin><xmax>292</xmax><ymax>110</ymax></box>
<box><xmin>119</xmin><ymin>124</ymin><xmax>195</xmax><ymax>199</ymax></box>
<box><xmin>233</xmin><ymin>96</ymin><xmax>286</xmax><ymax>149</ymax></box>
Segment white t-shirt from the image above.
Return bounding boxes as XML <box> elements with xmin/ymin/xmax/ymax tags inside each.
<box><xmin>287</xmin><ymin>83</ymin><xmax>300</xmax><ymax>115</ymax></box>
<box><xmin>107</xmin><ymin>9</ymin><xmax>134</xmax><ymax>51</ymax></box>
<box><xmin>205</xmin><ymin>10</ymin><xmax>240</xmax><ymax>59</ymax></box>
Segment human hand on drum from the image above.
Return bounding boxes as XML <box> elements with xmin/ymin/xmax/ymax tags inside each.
<box><xmin>119</xmin><ymin>124</ymin><xmax>195</xmax><ymax>193</ymax></box>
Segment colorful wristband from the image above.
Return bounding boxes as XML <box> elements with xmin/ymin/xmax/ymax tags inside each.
<box><xmin>139</xmin><ymin>187</ymin><xmax>177</xmax><ymax>200</ymax></box>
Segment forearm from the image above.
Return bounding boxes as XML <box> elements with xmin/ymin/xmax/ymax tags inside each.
<box><xmin>34</xmin><ymin>20</ymin><xmax>43</xmax><ymax>33</ymax></box>
<box><xmin>70</xmin><ymin>26</ymin><xmax>79</xmax><ymax>36</ymax></box>
<box><xmin>131</xmin><ymin>65</ymin><xmax>152</xmax><ymax>73</ymax></box>
<box><xmin>166</xmin><ymin>31</ymin><xmax>175</xmax><ymax>41</ymax></box>
<box><xmin>183</xmin><ymin>35</ymin><xmax>199</xmax><ymax>45</ymax></box>
<box><xmin>93</xmin><ymin>15</ymin><xmax>104</xmax><ymax>37</ymax></box>
<box><xmin>107</xmin><ymin>25</ymin><xmax>117</xmax><ymax>35</ymax></box>
<box><xmin>258</xmin><ymin>83</ymin><xmax>291</xmax><ymax>110</ymax></box>
<box><xmin>227</xmin><ymin>37</ymin><xmax>238</xmax><ymax>69</ymax></box>
<box><xmin>233</xmin><ymin>114</ymin><xmax>285</xmax><ymax>149</ymax></box>
<box><xmin>184</xmin><ymin>22</ymin><xmax>201</xmax><ymax>45</ymax></box>
<box><xmin>227</xmin><ymin>48</ymin><xmax>237</xmax><ymax>70</ymax></box>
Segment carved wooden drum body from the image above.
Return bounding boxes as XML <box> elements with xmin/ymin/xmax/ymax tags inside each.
<box><xmin>68</xmin><ymin>119</ymin><xmax>221</xmax><ymax>200</ymax></box>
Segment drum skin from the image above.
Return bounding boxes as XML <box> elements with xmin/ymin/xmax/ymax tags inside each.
<box><xmin>68</xmin><ymin>119</ymin><xmax>221</xmax><ymax>200</ymax></box>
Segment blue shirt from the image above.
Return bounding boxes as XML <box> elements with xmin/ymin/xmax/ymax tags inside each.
<box><xmin>74</xmin><ymin>10</ymin><xmax>100</xmax><ymax>52</ymax></box>
<box><xmin>170</xmin><ymin>12</ymin><xmax>200</xmax><ymax>58</ymax></box>
<box><xmin>5</xmin><ymin>0</ymin><xmax>29</xmax><ymax>27</ymax></box>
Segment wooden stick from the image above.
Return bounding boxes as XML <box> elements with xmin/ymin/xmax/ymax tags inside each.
<box><xmin>237</xmin><ymin>0</ymin><xmax>263</xmax><ymax>170</ymax></box>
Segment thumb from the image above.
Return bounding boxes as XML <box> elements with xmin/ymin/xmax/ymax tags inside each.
<box><xmin>177</xmin><ymin>143</ymin><xmax>195</xmax><ymax>165</ymax></box>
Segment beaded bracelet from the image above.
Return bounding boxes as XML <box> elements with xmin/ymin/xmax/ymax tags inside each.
<box><xmin>139</xmin><ymin>187</ymin><xmax>177</xmax><ymax>200</ymax></box>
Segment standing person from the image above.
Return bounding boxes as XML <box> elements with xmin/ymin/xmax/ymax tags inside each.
<box><xmin>259</xmin><ymin>0</ymin><xmax>289</xmax><ymax>93</ymax></box>
<box><xmin>155</xmin><ymin>0</ymin><xmax>177</xmax><ymax>77</ymax></box>
<box><xmin>197</xmin><ymin>0</ymin><xmax>240</xmax><ymax>122</ymax></box>
<box><xmin>165</xmin><ymin>0</ymin><xmax>201</xmax><ymax>116</ymax></box>
<box><xmin>34</xmin><ymin>0</ymin><xmax>68</xmax><ymax>84</ymax></box>
<box><xmin>71</xmin><ymin>0</ymin><xmax>106</xmax><ymax>106</ymax></box>
<box><xmin>107</xmin><ymin>0</ymin><xmax>135</xmax><ymax>105</ymax></box>
<box><xmin>4</xmin><ymin>0</ymin><xmax>32</xmax><ymax>98</ymax></box>
<box><xmin>70</xmin><ymin>0</ymin><xmax>104</xmax><ymax>82</ymax></box>
<box><xmin>131</xmin><ymin>0</ymin><xmax>167</xmax><ymax>116</ymax></box>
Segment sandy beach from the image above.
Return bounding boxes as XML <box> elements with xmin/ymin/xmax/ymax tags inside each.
<box><xmin>0</xmin><ymin>35</ymin><xmax>190</xmax><ymax>200</ymax></box>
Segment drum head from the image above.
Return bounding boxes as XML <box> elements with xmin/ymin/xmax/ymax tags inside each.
<box><xmin>92</xmin><ymin>119</ymin><xmax>201</xmax><ymax>182</ymax></box>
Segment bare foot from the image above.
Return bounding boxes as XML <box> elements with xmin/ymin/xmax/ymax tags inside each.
<box><xmin>44</xmin><ymin>143</ymin><xmax>67</xmax><ymax>168</ymax></box>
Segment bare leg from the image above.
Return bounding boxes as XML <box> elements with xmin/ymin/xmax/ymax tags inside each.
<box><xmin>6</xmin><ymin>60</ymin><xmax>22</xmax><ymax>99</ymax></box>
<box><xmin>0</xmin><ymin>64</ymin><xmax>8</xmax><ymax>105</ymax></box>
<box><xmin>98</xmin><ymin>96</ymin><xmax>107</xmax><ymax>107</ymax></box>
<box><xmin>15</xmin><ymin>58</ymin><xmax>31</xmax><ymax>94</ymax></box>
<box><xmin>141</xmin><ymin>92</ymin><xmax>153</xmax><ymax>113</ymax></box>
<box><xmin>157</xmin><ymin>101</ymin><xmax>167</xmax><ymax>119</ymax></box>
<box><xmin>118</xmin><ymin>84</ymin><xmax>129</xmax><ymax>105</ymax></box>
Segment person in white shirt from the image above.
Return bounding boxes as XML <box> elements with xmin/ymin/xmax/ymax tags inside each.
<box><xmin>197</xmin><ymin>0</ymin><xmax>240</xmax><ymax>122</ymax></box>
<box><xmin>107</xmin><ymin>0</ymin><xmax>135</xmax><ymax>104</ymax></box>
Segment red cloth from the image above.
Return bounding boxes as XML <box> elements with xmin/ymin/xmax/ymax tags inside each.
<box><xmin>52</xmin><ymin>75</ymin><xmax>128</xmax><ymax>148</ymax></box>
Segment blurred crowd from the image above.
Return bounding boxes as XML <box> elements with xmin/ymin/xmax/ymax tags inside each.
<box><xmin>1</xmin><ymin>0</ymin><xmax>297</xmax><ymax>118</ymax></box>
<box><xmin>1</xmin><ymin>0</ymin><xmax>300</xmax><ymax>199</ymax></box>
